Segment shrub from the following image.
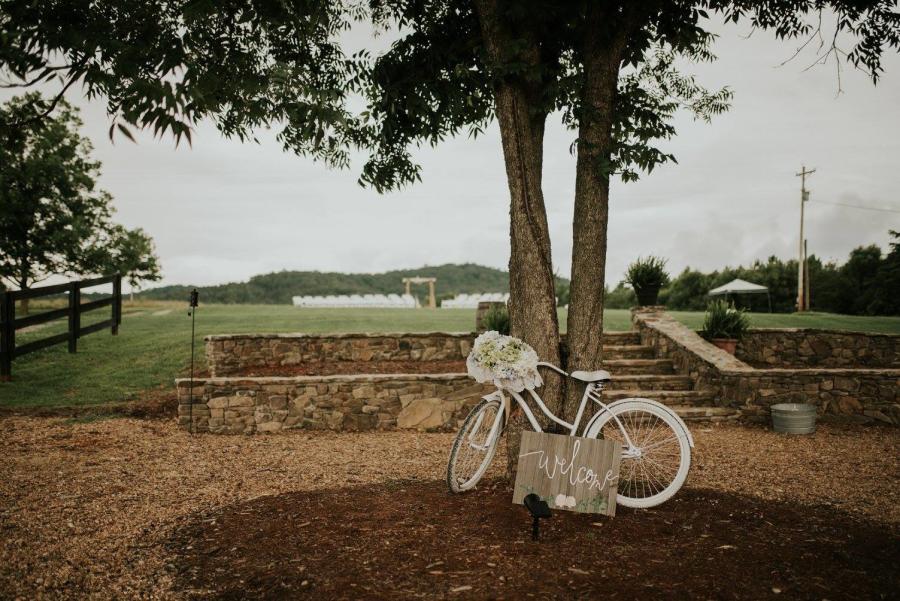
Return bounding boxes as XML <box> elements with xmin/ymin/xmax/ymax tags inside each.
<box><xmin>701</xmin><ymin>300</ymin><xmax>750</xmax><ymax>340</ymax></box>
<box><xmin>482</xmin><ymin>304</ymin><xmax>511</xmax><ymax>335</ymax></box>
<box><xmin>604</xmin><ymin>283</ymin><xmax>636</xmax><ymax>309</ymax></box>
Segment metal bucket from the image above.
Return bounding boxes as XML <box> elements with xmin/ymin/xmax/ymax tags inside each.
<box><xmin>771</xmin><ymin>403</ymin><xmax>817</xmax><ymax>434</ymax></box>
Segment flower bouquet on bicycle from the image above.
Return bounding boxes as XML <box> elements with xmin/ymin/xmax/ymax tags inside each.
<box><xmin>447</xmin><ymin>331</ymin><xmax>694</xmax><ymax>508</ymax></box>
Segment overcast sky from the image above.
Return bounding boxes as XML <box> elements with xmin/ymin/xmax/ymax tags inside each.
<box><xmin>6</xmin><ymin>17</ymin><xmax>899</xmax><ymax>291</ymax></box>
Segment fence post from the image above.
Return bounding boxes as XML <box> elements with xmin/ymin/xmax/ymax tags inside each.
<box><xmin>68</xmin><ymin>282</ymin><xmax>80</xmax><ymax>353</ymax></box>
<box><xmin>112</xmin><ymin>274</ymin><xmax>122</xmax><ymax>335</ymax></box>
<box><xmin>0</xmin><ymin>291</ymin><xmax>12</xmax><ymax>380</ymax></box>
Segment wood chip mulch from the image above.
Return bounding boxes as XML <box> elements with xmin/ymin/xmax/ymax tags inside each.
<box><xmin>0</xmin><ymin>418</ymin><xmax>897</xmax><ymax>599</ymax></box>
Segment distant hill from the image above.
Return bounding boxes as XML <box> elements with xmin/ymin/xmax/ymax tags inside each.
<box><xmin>138</xmin><ymin>263</ymin><xmax>568</xmax><ymax>305</ymax></box>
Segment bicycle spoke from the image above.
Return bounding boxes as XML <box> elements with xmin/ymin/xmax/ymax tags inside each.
<box><xmin>448</xmin><ymin>400</ymin><xmax>502</xmax><ymax>491</ymax></box>
<box><xmin>601</xmin><ymin>405</ymin><xmax>687</xmax><ymax>502</ymax></box>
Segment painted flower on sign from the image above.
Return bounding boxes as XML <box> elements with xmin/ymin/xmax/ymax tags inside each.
<box><xmin>466</xmin><ymin>331</ymin><xmax>543</xmax><ymax>392</ymax></box>
<box><xmin>554</xmin><ymin>494</ymin><xmax>577</xmax><ymax>509</ymax></box>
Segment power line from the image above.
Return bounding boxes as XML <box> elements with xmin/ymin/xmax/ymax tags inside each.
<box><xmin>808</xmin><ymin>199</ymin><xmax>900</xmax><ymax>214</ymax></box>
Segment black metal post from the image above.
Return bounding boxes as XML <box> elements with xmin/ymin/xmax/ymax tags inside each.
<box><xmin>188</xmin><ymin>289</ymin><xmax>199</xmax><ymax>434</ymax></box>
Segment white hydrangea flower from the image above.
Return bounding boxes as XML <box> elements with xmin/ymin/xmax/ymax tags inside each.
<box><xmin>466</xmin><ymin>330</ymin><xmax>543</xmax><ymax>392</ymax></box>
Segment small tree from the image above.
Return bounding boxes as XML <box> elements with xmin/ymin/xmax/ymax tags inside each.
<box><xmin>0</xmin><ymin>93</ymin><xmax>115</xmax><ymax>313</ymax></box>
<box><xmin>106</xmin><ymin>226</ymin><xmax>162</xmax><ymax>301</ymax></box>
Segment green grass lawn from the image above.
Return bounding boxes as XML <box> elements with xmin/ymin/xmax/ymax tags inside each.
<box><xmin>2</xmin><ymin>302</ymin><xmax>899</xmax><ymax>409</ymax></box>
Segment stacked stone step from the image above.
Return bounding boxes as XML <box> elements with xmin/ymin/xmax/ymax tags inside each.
<box><xmin>600</xmin><ymin>333</ymin><xmax>740</xmax><ymax>423</ymax></box>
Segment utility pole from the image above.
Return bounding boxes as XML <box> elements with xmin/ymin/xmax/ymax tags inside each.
<box><xmin>804</xmin><ymin>238</ymin><xmax>811</xmax><ymax>310</ymax></box>
<box><xmin>795</xmin><ymin>166</ymin><xmax>815</xmax><ymax>311</ymax></box>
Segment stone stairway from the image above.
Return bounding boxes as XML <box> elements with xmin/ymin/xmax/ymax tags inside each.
<box><xmin>600</xmin><ymin>332</ymin><xmax>739</xmax><ymax>422</ymax></box>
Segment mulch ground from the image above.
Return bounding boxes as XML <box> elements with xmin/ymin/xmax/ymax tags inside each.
<box><xmin>170</xmin><ymin>480</ymin><xmax>899</xmax><ymax>600</ymax></box>
<box><xmin>1</xmin><ymin>419</ymin><xmax>897</xmax><ymax>599</ymax></box>
<box><xmin>205</xmin><ymin>360</ymin><xmax>467</xmax><ymax>377</ymax></box>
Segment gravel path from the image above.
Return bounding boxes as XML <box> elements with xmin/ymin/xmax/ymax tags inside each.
<box><xmin>1</xmin><ymin>417</ymin><xmax>897</xmax><ymax>599</ymax></box>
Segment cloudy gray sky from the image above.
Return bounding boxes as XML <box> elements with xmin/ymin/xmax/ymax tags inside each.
<box><xmin>8</xmin><ymin>18</ymin><xmax>899</xmax><ymax>291</ymax></box>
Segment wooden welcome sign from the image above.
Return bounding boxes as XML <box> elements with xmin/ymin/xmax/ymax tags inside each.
<box><xmin>513</xmin><ymin>432</ymin><xmax>621</xmax><ymax>516</ymax></box>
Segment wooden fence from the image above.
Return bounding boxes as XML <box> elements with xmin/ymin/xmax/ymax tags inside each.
<box><xmin>0</xmin><ymin>275</ymin><xmax>122</xmax><ymax>380</ymax></box>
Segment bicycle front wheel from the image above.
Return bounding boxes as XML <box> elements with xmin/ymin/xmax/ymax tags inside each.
<box><xmin>585</xmin><ymin>399</ymin><xmax>691</xmax><ymax>509</ymax></box>
<box><xmin>446</xmin><ymin>396</ymin><xmax>503</xmax><ymax>493</ymax></box>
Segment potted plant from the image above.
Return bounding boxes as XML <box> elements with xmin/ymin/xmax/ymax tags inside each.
<box><xmin>625</xmin><ymin>256</ymin><xmax>670</xmax><ymax>306</ymax></box>
<box><xmin>701</xmin><ymin>299</ymin><xmax>749</xmax><ymax>354</ymax></box>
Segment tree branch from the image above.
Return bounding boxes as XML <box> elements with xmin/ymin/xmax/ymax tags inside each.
<box><xmin>0</xmin><ymin>58</ymin><xmax>88</xmax><ymax>128</ymax></box>
<box><xmin>0</xmin><ymin>65</ymin><xmax>71</xmax><ymax>88</ymax></box>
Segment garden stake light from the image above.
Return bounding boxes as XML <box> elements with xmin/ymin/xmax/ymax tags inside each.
<box><xmin>188</xmin><ymin>289</ymin><xmax>199</xmax><ymax>434</ymax></box>
<box><xmin>523</xmin><ymin>493</ymin><xmax>552</xmax><ymax>541</ymax></box>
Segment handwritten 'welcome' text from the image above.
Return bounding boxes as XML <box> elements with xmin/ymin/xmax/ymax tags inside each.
<box><xmin>519</xmin><ymin>440</ymin><xmax>618</xmax><ymax>491</ymax></box>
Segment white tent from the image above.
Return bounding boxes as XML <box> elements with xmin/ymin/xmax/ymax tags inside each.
<box><xmin>708</xmin><ymin>278</ymin><xmax>771</xmax><ymax>312</ymax></box>
<box><xmin>291</xmin><ymin>293</ymin><xmax>417</xmax><ymax>308</ymax></box>
<box><xmin>441</xmin><ymin>292</ymin><xmax>510</xmax><ymax>309</ymax></box>
<box><xmin>708</xmin><ymin>278</ymin><xmax>768</xmax><ymax>295</ymax></box>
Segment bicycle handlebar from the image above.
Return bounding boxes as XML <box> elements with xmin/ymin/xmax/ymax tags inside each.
<box><xmin>536</xmin><ymin>361</ymin><xmax>569</xmax><ymax>377</ymax></box>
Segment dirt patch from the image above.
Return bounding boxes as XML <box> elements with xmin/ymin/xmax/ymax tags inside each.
<box><xmin>208</xmin><ymin>359</ymin><xmax>467</xmax><ymax>377</ymax></box>
<box><xmin>170</xmin><ymin>480</ymin><xmax>899</xmax><ymax>600</ymax></box>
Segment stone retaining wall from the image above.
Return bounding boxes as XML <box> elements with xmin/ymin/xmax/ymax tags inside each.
<box><xmin>206</xmin><ymin>332</ymin><xmax>474</xmax><ymax>376</ymax></box>
<box><xmin>737</xmin><ymin>329</ymin><xmax>900</xmax><ymax>368</ymax></box>
<box><xmin>176</xmin><ymin>374</ymin><xmax>491</xmax><ymax>434</ymax></box>
<box><xmin>719</xmin><ymin>368</ymin><xmax>899</xmax><ymax>424</ymax></box>
<box><xmin>632</xmin><ymin>308</ymin><xmax>900</xmax><ymax>425</ymax></box>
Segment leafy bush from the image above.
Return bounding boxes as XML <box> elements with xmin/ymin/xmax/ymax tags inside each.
<box><xmin>555</xmin><ymin>280</ymin><xmax>570</xmax><ymax>307</ymax></box>
<box><xmin>625</xmin><ymin>256</ymin><xmax>670</xmax><ymax>289</ymax></box>
<box><xmin>482</xmin><ymin>304</ymin><xmax>510</xmax><ymax>335</ymax></box>
<box><xmin>604</xmin><ymin>283</ymin><xmax>636</xmax><ymax>309</ymax></box>
<box><xmin>701</xmin><ymin>300</ymin><xmax>750</xmax><ymax>340</ymax></box>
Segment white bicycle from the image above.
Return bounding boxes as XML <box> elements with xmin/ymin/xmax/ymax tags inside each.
<box><xmin>446</xmin><ymin>362</ymin><xmax>693</xmax><ymax>508</ymax></box>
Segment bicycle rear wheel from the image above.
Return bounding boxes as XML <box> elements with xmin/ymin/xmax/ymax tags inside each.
<box><xmin>584</xmin><ymin>399</ymin><xmax>691</xmax><ymax>508</ymax></box>
<box><xmin>446</xmin><ymin>396</ymin><xmax>503</xmax><ymax>493</ymax></box>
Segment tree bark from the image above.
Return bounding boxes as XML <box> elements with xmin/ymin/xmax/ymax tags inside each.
<box><xmin>474</xmin><ymin>0</ymin><xmax>563</xmax><ymax>477</ymax></box>
<box><xmin>565</xmin><ymin>9</ymin><xmax>627</xmax><ymax>415</ymax></box>
<box><xmin>494</xmin><ymin>86</ymin><xmax>564</xmax><ymax>478</ymax></box>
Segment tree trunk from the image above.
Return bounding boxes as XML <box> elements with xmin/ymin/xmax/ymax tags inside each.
<box><xmin>474</xmin><ymin>0</ymin><xmax>563</xmax><ymax>478</ymax></box>
<box><xmin>565</xmin><ymin>13</ymin><xmax>626</xmax><ymax>415</ymax></box>
<box><xmin>494</xmin><ymin>85</ymin><xmax>563</xmax><ymax>477</ymax></box>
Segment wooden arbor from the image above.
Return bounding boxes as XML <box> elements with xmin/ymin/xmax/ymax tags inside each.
<box><xmin>402</xmin><ymin>277</ymin><xmax>436</xmax><ymax>308</ymax></box>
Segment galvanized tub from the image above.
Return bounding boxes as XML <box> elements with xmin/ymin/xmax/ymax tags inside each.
<box><xmin>771</xmin><ymin>403</ymin><xmax>817</xmax><ymax>434</ymax></box>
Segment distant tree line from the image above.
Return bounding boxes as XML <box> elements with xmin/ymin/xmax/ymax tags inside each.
<box><xmin>602</xmin><ymin>231</ymin><xmax>900</xmax><ymax>316</ymax></box>
<box><xmin>139</xmin><ymin>263</ymin><xmax>570</xmax><ymax>306</ymax></box>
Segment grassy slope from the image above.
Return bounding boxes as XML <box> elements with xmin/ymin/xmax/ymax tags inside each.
<box><xmin>2</xmin><ymin>302</ymin><xmax>898</xmax><ymax>409</ymax></box>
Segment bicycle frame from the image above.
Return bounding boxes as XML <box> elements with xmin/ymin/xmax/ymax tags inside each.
<box><xmin>480</xmin><ymin>362</ymin><xmax>640</xmax><ymax>456</ymax></box>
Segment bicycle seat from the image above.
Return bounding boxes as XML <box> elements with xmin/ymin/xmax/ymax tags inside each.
<box><xmin>569</xmin><ymin>369</ymin><xmax>611</xmax><ymax>383</ymax></box>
